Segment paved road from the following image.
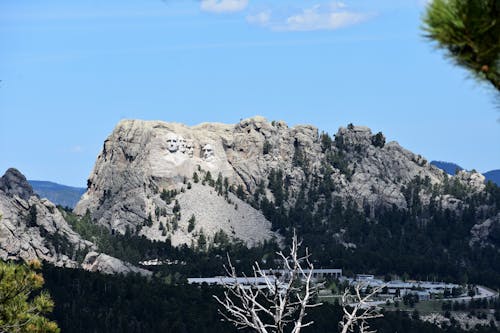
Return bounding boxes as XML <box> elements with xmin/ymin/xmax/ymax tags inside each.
<box><xmin>442</xmin><ymin>285</ymin><xmax>499</xmax><ymax>303</ymax></box>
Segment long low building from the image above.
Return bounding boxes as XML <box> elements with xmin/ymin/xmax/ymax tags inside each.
<box><xmin>188</xmin><ymin>268</ymin><xmax>343</xmax><ymax>287</ymax></box>
<box><xmin>188</xmin><ymin>276</ymin><xmax>276</xmax><ymax>286</ymax></box>
<box><xmin>266</xmin><ymin>268</ymin><xmax>343</xmax><ymax>280</ymax></box>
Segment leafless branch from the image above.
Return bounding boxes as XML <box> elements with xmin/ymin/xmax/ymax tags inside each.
<box><xmin>339</xmin><ymin>283</ymin><xmax>384</xmax><ymax>333</ymax></box>
<box><xmin>214</xmin><ymin>231</ymin><xmax>322</xmax><ymax>333</ymax></box>
<box><xmin>214</xmin><ymin>230</ymin><xmax>383</xmax><ymax>333</ymax></box>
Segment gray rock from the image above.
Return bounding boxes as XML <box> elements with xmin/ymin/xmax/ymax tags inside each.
<box><xmin>0</xmin><ymin>170</ymin><xmax>94</xmax><ymax>267</ymax></box>
<box><xmin>0</xmin><ymin>168</ymin><xmax>148</xmax><ymax>275</ymax></box>
<box><xmin>75</xmin><ymin>117</ymin><xmax>486</xmax><ymax>246</ymax></box>
<box><xmin>0</xmin><ymin>168</ymin><xmax>34</xmax><ymax>201</ymax></box>
<box><xmin>82</xmin><ymin>251</ymin><xmax>152</xmax><ymax>276</ymax></box>
<box><xmin>470</xmin><ymin>213</ymin><xmax>500</xmax><ymax>248</ymax></box>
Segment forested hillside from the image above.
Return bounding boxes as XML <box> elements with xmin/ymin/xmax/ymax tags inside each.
<box><xmin>42</xmin><ymin>265</ymin><xmax>500</xmax><ymax>333</ymax></box>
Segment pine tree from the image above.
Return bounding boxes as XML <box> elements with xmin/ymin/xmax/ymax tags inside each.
<box><xmin>423</xmin><ymin>0</ymin><xmax>500</xmax><ymax>92</ymax></box>
<box><xmin>0</xmin><ymin>259</ymin><xmax>60</xmax><ymax>333</ymax></box>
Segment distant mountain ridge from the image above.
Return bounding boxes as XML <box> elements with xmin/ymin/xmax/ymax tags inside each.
<box><xmin>28</xmin><ymin>180</ymin><xmax>86</xmax><ymax>209</ymax></box>
<box><xmin>484</xmin><ymin>170</ymin><xmax>500</xmax><ymax>186</ymax></box>
<box><xmin>430</xmin><ymin>161</ymin><xmax>500</xmax><ymax>186</ymax></box>
<box><xmin>430</xmin><ymin>161</ymin><xmax>463</xmax><ymax>175</ymax></box>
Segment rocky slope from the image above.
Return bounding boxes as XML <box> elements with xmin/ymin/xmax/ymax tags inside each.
<box><xmin>0</xmin><ymin>168</ymin><xmax>93</xmax><ymax>267</ymax></box>
<box><xmin>75</xmin><ymin>116</ymin><xmax>488</xmax><ymax>247</ymax></box>
<box><xmin>0</xmin><ymin>168</ymin><xmax>150</xmax><ymax>275</ymax></box>
<box><xmin>470</xmin><ymin>213</ymin><xmax>500</xmax><ymax>248</ymax></box>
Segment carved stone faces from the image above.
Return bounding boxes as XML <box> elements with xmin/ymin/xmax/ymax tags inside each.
<box><xmin>186</xmin><ymin>140</ymin><xmax>195</xmax><ymax>157</ymax></box>
<box><xmin>202</xmin><ymin>144</ymin><xmax>215</xmax><ymax>160</ymax></box>
<box><xmin>166</xmin><ymin>133</ymin><xmax>179</xmax><ymax>153</ymax></box>
<box><xmin>178</xmin><ymin>136</ymin><xmax>187</xmax><ymax>153</ymax></box>
<box><xmin>165</xmin><ymin>132</ymin><xmax>215</xmax><ymax>160</ymax></box>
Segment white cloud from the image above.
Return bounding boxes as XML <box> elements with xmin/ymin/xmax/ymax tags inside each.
<box><xmin>330</xmin><ymin>1</ymin><xmax>347</xmax><ymax>10</ymax></box>
<box><xmin>69</xmin><ymin>145</ymin><xmax>84</xmax><ymax>153</ymax></box>
<box><xmin>283</xmin><ymin>4</ymin><xmax>372</xmax><ymax>31</ymax></box>
<box><xmin>200</xmin><ymin>0</ymin><xmax>249</xmax><ymax>13</ymax></box>
<box><xmin>247</xmin><ymin>2</ymin><xmax>374</xmax><ymax>32</ymax></box>
<box><xmin>246</xmin><ymin>10</ymin><xmax>272</xmax><ymax>26</ymax></box>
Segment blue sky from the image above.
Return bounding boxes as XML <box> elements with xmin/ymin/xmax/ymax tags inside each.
<box><xmin>0</xmin><ymin>0</ymin><xmax>498</xmax><ymax>187</ymax></box>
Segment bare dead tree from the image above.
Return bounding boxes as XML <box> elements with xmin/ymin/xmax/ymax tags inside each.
<box><xmin>339</xmin><ymin>283</ymin><xmax>384</xmax><ymax>333</ymax></box>
<box><xmin>214</xmin><ymin>232</ymin><xmax>321</xmax><ymax>333</ymax></box>
<box><xmin>214</xmin><ymin>231</ymin><xmax>383</xmax><ymax>333</ymax></box>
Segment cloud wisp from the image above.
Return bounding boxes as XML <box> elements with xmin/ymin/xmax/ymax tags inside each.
<box><xmin>247</xmin><ymin>2</ymin><xmax>375</xmax><ymax>32</ymax></box>
<box><xmin>200</xmin><ymin>0</ymin><xmax>249</xmax><ymax>13</ymax></box>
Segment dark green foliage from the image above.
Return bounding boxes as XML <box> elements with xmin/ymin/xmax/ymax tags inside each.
<box><xmin>263</xmin><ymin>140</ymin><xmax>272</xmax><ymax>155</ymax></box>
<box><xmin>213</xmin><ymin>229</ymin><xmax>230</xmax><ymax>247</ymax></box>
<box><xmin>173</xmin><ymin>200</ymin><xmax>181</xmax><ymax>214</ymax></box>
<box><xmin>423</xmin><ymin>0</ymin><xmax>500</xmax><ymax>91</ymax></box>
<box><xmin>441</xmin><ymin>174</ymin><xmax>468</xmax><ymax>199</ymax></box>
<box><xmin>268</xmin><ymin>169</ymin><xmax>286</xmax><ymax>207</ymax></box>
<box><xmin>326</xmin><ymin>151</ymin><xmax>352</xmax><ymax>179</ymax></box>
<box><xmin>60</xmin><ymin>207</ymin><xmax>280</xmax><ymax>274</ymax></box>
<box><xmin>292</xmin><ymin>142</ymin><xmax>308</xmax><ymax>168</ymax></box>
<box><xmin>193</xmin><ymin>172</ymin><xmax>199</xmax><ymax>183</ymax></box>
<box><xmin>214</xmin><ymin>172</ymin><xmax>224</xmax><ymax>195</ymax></box>
<box><xmin>204</xmin><ymin>171</ymin><xmax>214</xmax><ymax>187</ymax></box>
<box><xmin>320</xmin><ymin>132</ymin><xmax>333</xmax><ymax>153</ymax></box>
<box><xmin>146</xmin><ymin>213</ymin><xmax>153</xmax><ymax>227</ymax></box>
<box><xmin>255</xmin><ymin>169</ymin><xmax>500</xmax><ymax>290</ymax></box>
<box><xmin>42</xmin><ymin>265</ymin><xmax>236</xmax><ymax>333</ymax></box>
<box><xmin>197</xmin><ymin>230</ymin><xmax>207</xmax><ymax>250</ymax></box>
<box><xmin>160</xmin><ymin>189</ymin><xmax>177</xmax><ymax>204</ymax></box>
<box><xmin>27</xmin><ymin>204</ymin><xmax>38</xmax><ymax>227</ymax></box>
<box><xmin>236</xmin><ymin>184</ymin><xmax>246</xmax><ymax>200</ymax></box>
<box><xmin>46</xmin><ymin>232</ymin><xmax>84</xmax><ymax>262</ymax></box>
<box><xmin>187</xmin><ymin>214</ymin><xmax>196</xmax><ymax>233</ymax></box>
<box><xmin>334</xmin><ymin>134</ymin><xmax>345</xmax><ymax>150</ymax></box>
<box><xmin>371</xmin><ymin>132</ymin><xmax>386</xmax><ymax>148</ymax></box>
<box><xmin>41</xmin><ymin>264</ymin><xmax>497</xmax><ymax>333</ymax></box>
<box><xmin>0</xmin><ymin>260</ymin><xmax>60</xmax><ymax>333</ymax></box>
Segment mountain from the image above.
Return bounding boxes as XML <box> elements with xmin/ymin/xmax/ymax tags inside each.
<box><xmin>3</xmin><ymin>117</ymin><xmax>499</xmax><ymax>333</ymax></box>
<box><xmin>0</xmin><ymin>168</ymin><xmax>93</xmax><ymax>267</ymax></box>
<box><xmin>28</xmin><ymin>180</ymin><xmax>86</xmax><ymax>209</ymax></box>
<box><xmin>74</xmin><ymin>117</ymin><xmax>489</xmax><ymax>245</ymax></box>
<box><xmin>0</xmin><ymin>168</ymin><xmax>150</xmax><ymax>275</ymax></box>
<box><xmin>69</xmin><ymin>116</ymin><xmax>500</xmax><ymax>289</ymax></box>
<box><xmin>3</xmin><ymin>117</ymin><xmax>499</xmax><ymax>288</ymax></box>
<box><xmin>430</xmin><ymin>160</ymin><xmax>463</xmax><ymax>175</ymax></box>
<box><xmin>75</xmin><ymin>118</ymin><xmax>457</xmax><ymax>246</ymax></box>
<box><xmin>484</xmin><ymin>169</ymin><xmax>500</xmax><ymax>186</ymax></box>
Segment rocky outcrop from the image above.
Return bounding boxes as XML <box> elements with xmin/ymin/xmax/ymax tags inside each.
<box><xmin>82</xmin><ymin>251</ymin><xmax>152</xmax><ymax>276</ymax></box>
<box><xmin>0</xmin><ymin>168</ymin><xmax>93</xmax><ymax>267</ymax></box>
<box><xmin>76</xmin><ymin>117</ymin><xmax>486</xmax><ymax>246</ymax></box>
<box><xmin>470</xmin><ymin>213</ymin><xmax>500</xmax><ymax>248</ymax></box>
<box><xmin>0</xmin><ymin>168</ymin><xmax>35</xmax><ymax>201</ymax></box>
<box><xmin>0</xmin><ymin>168</ymin><xmax>150</xmax><ymax>276</ymax></box>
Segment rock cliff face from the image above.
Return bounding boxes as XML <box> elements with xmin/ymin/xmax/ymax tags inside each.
<box><xmin>0</xmin><ymin>168</ymin><xmax>151</xmax><ymax>276</ymax></box>
<box><xmin>75</xmin><ymin>116</ymin><xmax>486</xmax><ymax>246</ymax></box>
<box><xmin>0</xmin><ymin>168</ymin><xmax>93</xmax><ymax>267</ymax></box>
<box><xmin>470</xmin><ymin>213</ymin><xmax>500</xmax><ymax>248</ymax></box>
<box><xmin>82</xmin><ymin>251</ymin><xmax>152</xmax><ymax>276</ymax></box>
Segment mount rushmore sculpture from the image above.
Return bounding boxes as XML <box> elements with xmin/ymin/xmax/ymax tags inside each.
<box><xmin>165</xmin><ymin>132</ymin><xmax>214</xmax><ymax>161</ymax></box>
